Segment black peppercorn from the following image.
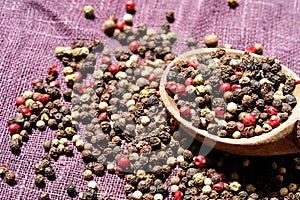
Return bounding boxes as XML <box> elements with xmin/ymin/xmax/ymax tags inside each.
<box><xmin>44</xmin><ymin>167</ymin><xmax>55</xmax><ymax>179</ymax></box>
<box><xmin>66</xmin><ymin>183</ymin><xmax>77</xmax><ymax>197</ymax></box>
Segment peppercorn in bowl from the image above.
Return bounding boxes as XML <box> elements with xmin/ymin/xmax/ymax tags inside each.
<box><xmin>160</xmin><ymin>48</ymin><xmax>300</xmax><ymax>156</ymax></box>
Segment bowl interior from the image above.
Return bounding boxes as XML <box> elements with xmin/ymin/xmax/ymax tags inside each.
<box><xmin>159</xmin><ymin>48</ymin><xmax>300</xmax><ymax>147</ymax></box>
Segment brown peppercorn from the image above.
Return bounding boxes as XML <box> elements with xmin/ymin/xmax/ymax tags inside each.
<box><xmin>204</xmin><ymin>34</ymin><xmax>218</xmax><ymax>48</ymax></box>
<box><xmin>4</xmin><ymin>172</ymin><xmax>15</xmax><ymax>184</ymax></box>
<box><xmin>254</xmin><ymin>43</ymin><xmax>263</xmax><ymax>54</ymax></box>
<box><xmin>170</xmin><ymin>176</ymin><xmax>181</xmax><ymax>185</ymax></box>
<box><xmin>40</xmin><ymin>192</ymin><xmax>50</xmax><ymax>200</ymax></box>
<box><xmin>34</xmin><ymin>174</ymin><xmax>45</xmax><ymax>187</ymax></box>
<box><xmin>43</xmin><ymin>140</ymin><xmax>51</xmax><ymax>152</ymax></box>
<box><xmin>64</xmin><ymin>145</ymin><xmax>73</xmax><ymax>156</ymax></box>
<box><xmin>45</xmin><ymin>167</ymin><xmax>55</xmax><ymax>179</ymax></box>
<box><xmin>83</xmin><ymin>5</ymin><xmax>95</xmax><ymax>19</ymax></box>
<box><xmin>182</xmin><ymin>150</ymin><xmax>193</xmax><ymax>161</ymax></box>
<box><xmin>225</xmin><ymin>121</ymin><xmax>237</xmax><ymax>133</ymax></box>
<box><xmin>138</xmin><ymin>180</ymin><xmax>150</xmax><ymax>192</ymax></box>
<box><xmin>166</xmin><ymin>11</ymin><xmax>175</xmax><ymax>23</ymax></box>
<box><xmin>82</xmin><ymin>150</ymin><xmax>93</xmax><ymax>163</ymax></box>
<box><xmin>227</xmin><ymin>0</ymin><xmax>238</xmax><ymax>8</ymax></box>
<box><xmin>83</xmin><ymin>169</ymin><xmax>93</xmax><ymax>179</ymax></box>
<box><xmin>94</xmin><ymin>163</ymin><xmax>105</xmax><ymax>176</ymax></box>
<box><xmin>0</xmin><ymin>166</ymin><xmax>8</xmax><ymax>178</ymax></box>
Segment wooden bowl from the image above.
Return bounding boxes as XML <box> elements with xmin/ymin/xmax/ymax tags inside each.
<box><xmin>159</xmin><ymin>48</ymin><xmax>300</xmax><ymax>156</ymax></box>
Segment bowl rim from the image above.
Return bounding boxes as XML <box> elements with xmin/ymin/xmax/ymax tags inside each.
<box><xmin>159</xmin><ymin>48</ymin><xmax>300</xmax><ymax>146</ymax></box>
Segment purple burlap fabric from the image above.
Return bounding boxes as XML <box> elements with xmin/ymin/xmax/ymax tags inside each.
<box><xmin>1</xmin><ymin>0</ymin><xmax>300</xmax><ymax>199</ymax></box>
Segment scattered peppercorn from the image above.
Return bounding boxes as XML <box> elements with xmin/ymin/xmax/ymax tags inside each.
<box><xmin>83</xmin><ymin>5</ymin><xmax>95</xmax><ymax>19</ymax></box>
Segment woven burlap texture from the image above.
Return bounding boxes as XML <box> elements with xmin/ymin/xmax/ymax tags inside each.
<box><xmin>0</xmin><ymin>0</ymin><xmax>300</xmax><ymax>199</ymax></box>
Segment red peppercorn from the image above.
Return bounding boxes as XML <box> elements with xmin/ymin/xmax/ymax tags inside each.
<box><xmin>188</xmin><ymin>60</ymin><xmax>199</xmax><ymax>68</ymax></box>
<box><xmin>116</xmin><ymin>21</ymin><xmax>126</xmax><ymax>31</ymax></box>
<box><xmin>215</xmin><ymin>107</ymin><xmax>225</xmax><ymax>119</ymax></box>
<box><xmin>174</xmin><ymin>191</ymin><xmax>183</xmax><ymax>200</ymax></box>
<box><xmin>129</xmin><ymin>41</ymin><xmax>140</xmax><ymax>53</ymax></box>
<box><xmin>175</xmin><ymin>84</ymin><xmax>186</xmax><ymax>94</ymax></box>
<box><xmin>98</xmin><ymin>112</ymin><xmax>108</xmax><ymax>121</ymax></box>
<box><xmin>114</xmin><ymin>166</ymin><xmax>125</xmax><ymax>177</ymax></box>
<box><xmin>269</xmin><ymin>115</ymin><xmax>280</xmax><ymax>127</ymax></box>
<box><xmin>220</xmin><ymin>82</ymin><xmax>231</xmax><ymax>93</ymax></box>
<box><xmin>21</xmin><ymin>106</ymin><xmax>31</xmax><ymax>116</ymax></box>
<box><xmin>266</xmin><ymin>106</ymin><xmax>278</xmax><ymax>116</ymax></box>
<box><xmin>179</xmin><ymin>106</ymin><xmax>191</xmax><ymax>119</ymax></box>
<box><xmin>47</xmin><ymin>64</ymin><xmax>57</xmax><ymax>76</ymax></box>
<box><xmin>242</xmin><ymin>113</ymin><xmax>256</xmax><ymax>126</ymax></box>
<box><xmin>8</xmin><ymin>123</ymin><xmax>21</xmax><ymax>135</ymax></box>
<box><xmin>49</xmin><ymin>80</ymin><xmax>60</xmax><ymax>87</ymax></box>
<box><xmin>148</xmin><ymin>73</ymin><xmax>157</xmax><ymax>81</ymax></box>
<box><xmin>83</xmin><ymin>81</ymin><xmax>94</xmax><ymax>89</ymax></box>
<box><xmin>296</xmin><ymin>80</ymin><xmax>300</xmax><ymax>85</ymax></box>
<box><xmin>125</xmin><ymin>0</ymin><xmax>135</xmax><ymax>11</ymax></box>
<box><xmin>231</xmin><ymin>84</ymin><xmax>241</xmax><ymax>91</ymax></box>
<box><xmin>219</xmin><ymin>172</ymin><xmax>225</xmax><ymax>180</ymax></box>
<box><xmin>16</xmin><ymin>96</ymin><xmax>25</xmax><ymax>106</ymax></box>
<box><xmin>213</xmin><ymin>182</ymin><xmax>225</xmax><ymax>192</ymax></box>
<box><xmin>101</xmin><ymin>56</ymin><xmax>112</xmax><ymax>64</ymax></box>
<box><xmin>73</xmin><ymin>71</ymin><xmax>82</xmax><ymax>82</ymax></box>
<box><xmin>156</xmin><ymin>91</ymin><xmax>160</xmax><ymax>97</ymax></box>
<box><xmin>185</xmin><ymin>78</ymin><xmax>194</xmax><ymax>86</ymax></box>
<box><xmin>236</xmin><ymin>122</ymin><xmax>245</xmax><ymax>132</ymax></box>
<box><xmin>165</xmin><ymin>81</ymin><xmax>177</xmax><ymax>93</ymax></box>
<box><xmin>194</xmin><ymin>155</ymin><xmax>206</xmax><ymax>167</ymax></box>
<box><xmin>117</xmin><ymin>155</ymin><xmax>130</xmax><ymax>169</ymax></box>
<box><xmin>157</xmin><ymin>111</ymin><xmax>166</xmax><ymax>117</ymax></box>
<box><xmin>108</xmin><ymin>64</ymin><xmax>120</xmax><ymax>75</ymax></box>
<box><xmin>246</xmin><ymin>47</ymin><xmax>256</xmax><ymax>53</ymax></box>
<box><xmin>38</xmin><ymin>94</ymin><xmax>50</xmax><ymax>103</ymax></box>
<box><xmin>32</xmin><ymin>78</ymin><xmax>43</xmax><ymax>86</ymax></box>
<box><xmin>234</xmin><ymin>67</ymin><xmax>244</xmax><ymax>79</ymax></box>
<box><xmin>77</xmin><ymin>86</ymin><xmax>84</xmax><ymax>94</ymax></box>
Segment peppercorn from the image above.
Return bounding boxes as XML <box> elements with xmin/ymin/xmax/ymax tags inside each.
<box><xmin>0</xmin><ymin>166</ymin><xmax>8</xmax><ymax>178</ymax></box>
<box><xmin>166</xmin><ymin>11</ymin><xmax>175</xmax><ymax>23</ymax></box>
<box><xmin>4</xmin><ymin>171</ymin><xmax>15</xmax><ymax>184</ymax></box>
<box><xmin>66</xmin><ymin>183</ymin><xmax>77</xmax><ymax>197</ymax></box>
<box><xmin>44</xmin><ymin>167</ymin><xmax>55</xmax><ymax>179</ymax></box>
<box><xmin>40</xmin><ymin>192</ymin><xmax>50</xmax><ymax>200</ymax></box>
<box><xmin>227</xmin><ymin>0</ymin><xmax>238</xmax><ymax>8</ymax></box>
<box><xmin>83</xmin><ymin>5</ymin><xmax>95</xmax><ymax>19</ymax></box>
<box><xmin>34</xmin><ymin>174</ymin><xmax>45</xmax><ymax>187</ymax></box>
<box><xmin>204</xmin><ymin>34</ymin><xmax>218</xmax><ymax>48</ymax></box>
<box><xmin>83</xmin><ymin>169</ymin><xmax>93</xmax><ymax>179</ymax></box>
<box><xmin>93</xmin><ymin>163</ymin><xmax>104</xmax><ymax>176</ymax></box>
<box><xmin>10</xmin><ymin>140</ymin><xmax>20</xmax><ymax>153</ymax></box>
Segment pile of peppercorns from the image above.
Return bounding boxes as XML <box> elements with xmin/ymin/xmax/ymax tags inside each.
<box><xmin>4</xmin><ymin>1</ymin><xmax>300</xmax><ymax>200</ymax></box>
<box><xmin>165</xmin><ymin>48</ymin><xmax>297</xmax><ymax>138</ymax></box>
